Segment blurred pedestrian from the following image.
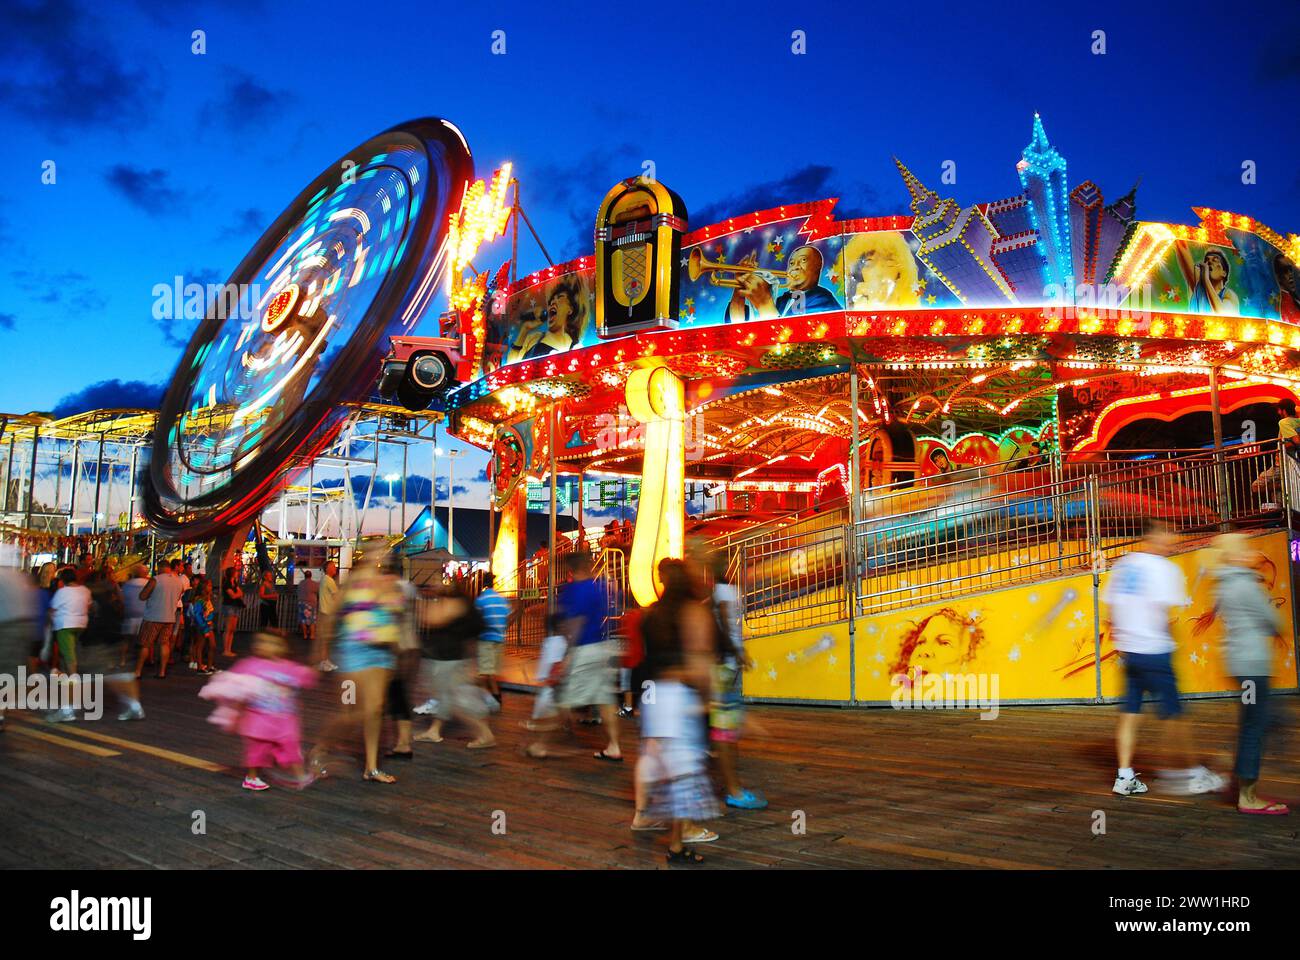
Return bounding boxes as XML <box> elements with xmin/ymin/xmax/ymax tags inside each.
<box><xmin>257</xmin><ymin>570</ymin><xmax>278</xmax><ymax>630</ymax></box>
<box><xmin>1211</xmin><ymin>533</ymin><xmax>1290</xmax><ymax>814</ymax></box>
<box><xmin>1103</xmin><ymin>519</ymin><xmax>1226</xmax><ymax>796</ymax></box>
<box><xmin>135</xmin><ymin>560</ymin><xmax>186</xmax><ymax>680</ymax></box>
<box><xmin>47</xmin><ymin>569</ymin><xmax>91</xmax><ymax>723</ymax></box>
<box><xmin>638</xmin><ymin>558</ymin><xmax>720</xmax><ymax>863</ymax></box>
<box><xmin>298</xmin><ymin>569</ymin><xmax>319</xmax><ymax>647</ymax></box>
<box><xmin>315</xmin><ymin>561</ymin><xmax>340</xmax><ymax>672</ymax></box>
<box><xmin>709</xmin><ymin>553</ymin><xmax>766</xmax><ymax>810</ymax></box>
<box><xmin>528</xmin><ymin>552</ymin><xmax>620</xmax><ymax>761</ymax></box>
<box><xmin>383</xmin><ymin>558</ymin><xmax>422</xmax><ymax>759</ymax></box>
<box><xmin>475</xmin><ymin>573</ymin><xmax>510</xmax><ymax>707</ymax></box>
<box><xmin>415</xmin><ymin>580</ymin><xmax>494</xmax><ymax>749</ymax></box>
<box><xmin>220</xmin><ymin>567</ymin><xmax>244</xmax><ymax>658</ymax></box>
<box><xmin>190</xmin><ymin>579</ymin><xmax>217</xmax><ymax>676</ymax></box>
<box><xmin>309</xmin><ymin>554</ymin><xmax>404</xmax><ymax>783</ymax></box>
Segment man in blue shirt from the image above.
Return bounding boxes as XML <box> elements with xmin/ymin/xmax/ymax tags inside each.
<box><xmin>527</xmin><ymin>552</ymin><xmax>622</xmax><ymax>761</ymax></box>
<box><xmin>475</xmin><ymin>574</ymin><xmax>511</xmax><ymax>705</ymax></box>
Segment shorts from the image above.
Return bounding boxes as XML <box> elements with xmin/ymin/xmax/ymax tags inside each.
<box><xmin>709</xmin><ymin>661</ymin><xmax>744</xmax><ymax>743</ymax></box>
<box><xmin>477</xmin><ymin>640</ymin><xmax>503</xmax><ymax>676</ymax></box>
<box><xmin>1120</xmin><ymin>651</ymin><xmax>1182</xmax><ymax>718</ymax></box>
<box><xmin>54</xmin><ymin>628</ymin><xmax>83</xmax><ymax>667</ymax></box>
<box><xmin>243</xmin><ymin>736</ymin><xmax>302</xmax><ymax>769</ymax></box>
<box><xmin>559</xmin><ymin>640</ymin><xmax>616</xmax><ymax>709</ymax></box>
<box><xmin>298</xmin><ymin>602</ymin><xmax>316</xmax><ymax>626</ymax></box>
<box><xmin>137</xmin><ymin>620</ymin><xmax>174</xmax><ymax>654</ymax></box>
<box><xmin>424</xmin><ymin>658</ymin><xmax>486</xmax><ymax>721</ymax></box>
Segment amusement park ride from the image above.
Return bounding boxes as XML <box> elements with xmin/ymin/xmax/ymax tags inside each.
<box><xmin>129</xmin><ymin>113</ymin><xmax>1300</xmax><ymax>703</ymax></box>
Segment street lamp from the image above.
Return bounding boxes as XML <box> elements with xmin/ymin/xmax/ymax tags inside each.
<box><xmin>436</xmin><ymin>447</ymin><xmax>464</xmax><ymax>557</ymax></box>
<box><xmin>384</xmin><ymin>472</ymin><xmax>401</xmax><ymax>536</ymax></box>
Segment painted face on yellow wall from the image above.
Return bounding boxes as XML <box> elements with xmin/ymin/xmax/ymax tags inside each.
<box><xmin>907</xmin><ymin>616</ymin><xmax>965</xmax><ymax>673</ymax></box>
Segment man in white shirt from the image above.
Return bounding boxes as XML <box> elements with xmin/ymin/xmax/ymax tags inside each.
<box><xmin>1102</xmin><ymin>519</ymin><xmax>1226</xmax><ymax>797</ymax></box>
<box><xmin>136</xmin><ymin>561</ymin><xmax>186</xmax><ymax>680</ymax></box>
<box><xmin>49</xmin><ymin>568</ymin><xmax>92</xmax><ymax>676</ymax></box>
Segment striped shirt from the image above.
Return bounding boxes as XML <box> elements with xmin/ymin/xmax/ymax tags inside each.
<box><xmin>475</xmin><ymin>588</ymin><xmax>510</xmax><ymax>644</ymax></box>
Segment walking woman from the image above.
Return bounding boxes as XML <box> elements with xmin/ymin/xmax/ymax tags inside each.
<box><xmin>309</xmin><ymin>552</ymin><xmax>403</xmax><ymax>783</ymax></box>
<box><xmin>220</xmin><ymin>567</ymin><xmax>244</xmax><ymax>658</ymax></box>
<box><xmin>638</xmin><ymin>558</ymin><xmax>720</xmax><ymax>864</ymax></box>
<box><xmin>257</xmin><ymin>570</ymin><xmax>278</xmax><ymax>630</ymax></box>
<box><xmin>1211</xmin><ymin>533</ymin><xmax>1289</xmax><ymax>815</ymax></box>
<box><xmin>414</xmin><ymin>580</ymin><xmax>494</xmax><ymax>749</ymax></box>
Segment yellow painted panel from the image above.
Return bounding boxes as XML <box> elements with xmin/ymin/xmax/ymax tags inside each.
<box><xmin>743</xmin><ymin>621</ymin><xmax>851</xmax><ymax>701</ymax></box>
<box><xmin>854</xmin><ymin>574</ymin><xmax>1098</xmax><ymax>702</ymax></box>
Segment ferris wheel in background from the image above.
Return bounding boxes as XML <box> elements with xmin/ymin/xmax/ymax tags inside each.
<box><xmin>144</xmin><ymin>118</ymin><xmax>473</xmax><ymax>541</ymax></box>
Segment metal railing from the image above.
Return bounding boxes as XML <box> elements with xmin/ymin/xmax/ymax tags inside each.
<box><xmin>716</xmin><ymin>441</ymin><xmax>1290</xmax><ymax>636</ymax></box>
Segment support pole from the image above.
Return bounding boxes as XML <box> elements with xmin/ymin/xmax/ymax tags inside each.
<box><xmin>25</xmin><ymin>427</ymin><xmax>40</xmax><ymax>534</ymax></box>
<box><xmin>127</xmin><ymin>445</ymin><xmax>139</xmax><ymax>533</ymax></box>
<box><xmin>401</xmin><ymin>443</ymin><xmax>408</xmax><ymax>537</ymax></box>
<box><xmin>67</xmin><ymin>441</ymin><xmax>80</xmax><ymax>536</ymax></box>
<box><xmin>1209</xmin><ymin>364</ymin><xmax>1230</xmax><ymax>531</ymax></box>
<box><xmin>3</xmin><ymin>435</ymin><xmax>14</xmax><ymax>514</ymax></box>
<box><xmin>848</xmin><ymin>363</ymin><xmax>862</xmax><ymax>702</ymax></box>
<box><xmin>548</xmin><ymin>402</ymin><xmax>558</xmax><ymax>614</ymax></box>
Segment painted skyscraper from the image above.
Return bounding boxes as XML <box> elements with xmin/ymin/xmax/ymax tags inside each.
<box><xmin>1069</xmin><ymin>180</ymin><xmax>1140</xmax><ymax>287</ymax></box>
<box><xmin>1017</xmin><ymin>113</ymin><xmax>1072</xmax><ymax>294</ymax></box>
<box><xmin>895</xmin><ymin>158</ymin><xmax>1015</xmax><ymax>305</ymax></box>
<box><xmin>986</xmin><ymin>194</ymin><xmax>1050</xmax><ymax>296</ymax></box>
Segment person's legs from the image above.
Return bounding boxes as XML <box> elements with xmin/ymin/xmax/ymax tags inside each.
<box><xmin>356</xmin><ymin>667</ymin><xmax>391</xmax><ymax>775</ymax></box>
<box><xmin>222</xmin><ymin>611</ymin><xmax>237</xmax><ymax>656</ymax></box>
<box><xmin>1116</xmin><ymin>713</ymin><xmax>1140</xmax><ymax>770</ymax></box>
<box><xmin>1235</xmin><ymin>676</ymin><xmax>1271</xmax><ymax>808</ymax></box>
<box><xmin>55</xmin><ymin>628</ymin><xmax>79</xmax><ymax>676</ymax></box>
<box><xmin>598</xmin><ymin>702</ymin><xmax>621</xmax><ymax>757</ymax></box>
<box><xmin>157</xmin><ymin>625</ymin><xmax>172</xmax><ymax>678</ymax></box>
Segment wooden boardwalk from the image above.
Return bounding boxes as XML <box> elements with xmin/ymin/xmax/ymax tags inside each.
<box><xmin>1</xmin><ymin>649</ymin><xmax>1297</xmax><ymax>869</ymax></box>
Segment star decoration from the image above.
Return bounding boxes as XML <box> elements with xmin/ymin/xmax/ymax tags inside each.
<box><xmin>827</xmin><ymin>654</ymin><xmax>837</xmax><ymax>666</ymax></box>
<box><xmin>767</xmin><ymin>667</ymin><xmax>778</xmax><ymax>681</ymax></box>
<box><xmin>1189</xmin><ymin>651</ymin><xmax>1200</xmax><ymax>665</ymax></box>
<box><xmin>1008</xmin><ymin>645</ymin><xmax>1021</xmax><ymax>662</ymax></box>
<box><xmin>926</xmin><ymin>294</ymin><xmax>937</xmax><ymax>305</ymax></box>
<box><xmin>786</xmin><ymin>651</ymin><xmax>797</xmax><ymax>663</ymax></box>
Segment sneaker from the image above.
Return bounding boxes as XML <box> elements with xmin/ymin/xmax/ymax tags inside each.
<box><xmin>318</xmin><ymin>660</ymin><xmax>337</xmax><ymax>673</ymax></box>
<box><xmin>189</xmin><ymin>661</ymin><xmax>198</xmax><ymax>670</ymax></box>
<box><xmin>1185</xmin><ymin>768</ymin><xmax>1228</xmax><ymax>795</ymax></box>
<box><xmin>47</xmin><ymin>707</ymin><xmax>77</xmax><ymax>724</ymax></box>
<box><xmin>1113</xmin><ymin>774</ymin><xmax>1149</xmax><ymax>796</ymax></box>
<box><xmin>483</xmin><ymin>692</ymin><xmax>501</xmax><ymax>714</ymax></box>
<box><xmin>725</xmin><ymin>789</ymin><xmax>769</xmax><ymax>810</ymax></box>
<box><xmin>242</xmin><ymin>776</ymin><xmax>270</xmax><ymax>791</ymax></box>
<box><xmin>617</xmin><ymin>705</ymin><xmax>634</xmax><ymax>719</ymax></box>
<box><xmin>413</xmin><ymin>698</ymin><xmax>439</xmax><ymax>716</ymax></box>
<box><xmin>117</xmin><ymin>705</ymin><xmax>145</xmax><ymax>721</ymax></box>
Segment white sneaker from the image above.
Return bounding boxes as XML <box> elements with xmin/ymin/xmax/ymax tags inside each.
<box><xmin>1185</xmin><ymin>768</ymin><xmax>1228</xmax><ymax>795</ymax></box>
<box><xmin>47</xmin><ymin>707</ymin><xmax>77</xmax><ymax>724</ymax></box>
<box><xmin>117</xmin><ymin>705</ymin><xmax>145</xmax><ymax>721</ymax></box>
<box><xmin>1113</xmin><ymin>774</ymin><xmax>1149</xmax><ymax>796</ymax></box>
<box><xmin>413</xmin><ymin>698</ymin><xmax>439</xmax><ymax>716</ymax></box>
<box><xmin>189</xmin><ymin>661</ymin><xmax>198</xmax><ymax>670</ymax></box>
<box><xmin>318</xmin><ymin>660</ymin><xmax>337</xmax><ymax>672</ymax></box>
<box><xmin>242</xmin><ymin>776</ymin><xmax>270</xmax><ymax>791</ymax></box>
<box><xmin>483</xmin><ymin>692</ymin><xmax>501</xmax><ymax>714</ymax></box>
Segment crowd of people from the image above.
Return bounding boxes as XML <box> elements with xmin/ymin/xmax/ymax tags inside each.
<box><xmin>0</xmin><ymin>516</ymin><xmax>1293</xmax><ymax>865</ymax></box>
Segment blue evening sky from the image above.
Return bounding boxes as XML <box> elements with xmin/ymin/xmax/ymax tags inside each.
<box><xmin>2</xmin><ymin>0</ymin><xmax>1297</xmax><ymax>425</ymax></box>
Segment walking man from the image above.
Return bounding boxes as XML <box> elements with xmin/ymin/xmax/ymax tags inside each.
<box><xmin>1103</xmin><ymin>519</ymin><xmax>1226</xmax><ymax>796</ymax></box>
<box><xmin>135</xmin><ymin>561</ymin><xmax>186</xmax><ymax>680</ymax></box>
<box><xmin>475</xmin><ymin>573</ymin><xmax>510</xmax><ymax>707</ymax></box>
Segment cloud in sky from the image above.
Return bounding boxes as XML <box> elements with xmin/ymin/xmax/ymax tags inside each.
<box><xmin>103</xmin><ymin>165</ymin><xmax>192</xmax><ymax>217</ymax></box>
<box><xmin>50</xmin><ymin>378</ymin><xmax>166</xmax><ymax>418</ymax></box>
<box><xmin>0</xmin><ymin>0</ymin><xmax>154</xmax><ymax>132</ymax></box>
<box><xmin>200</xmin><ymin>73</ymin><xmax>292</xmax><ymax>133</ymax></box>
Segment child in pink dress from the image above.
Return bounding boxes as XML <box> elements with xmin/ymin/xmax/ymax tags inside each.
<box><xmin>227</xmin><ymin>633</ymin><xmax>317</xmax><ymax>791</ymax></box>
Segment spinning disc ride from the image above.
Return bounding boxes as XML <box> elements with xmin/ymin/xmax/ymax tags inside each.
<box><xmin>144</xmin><ymin>119</ymin><xmax>472</xmax><ymax>541</ymax></box>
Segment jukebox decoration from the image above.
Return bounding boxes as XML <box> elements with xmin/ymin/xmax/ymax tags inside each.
<box><xmin>594</xmin><ymin>176</ymin><xmax>688</xmax><ymax>336</ymax></box>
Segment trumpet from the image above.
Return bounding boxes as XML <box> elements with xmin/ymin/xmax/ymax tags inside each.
<box><xmin>688</xmin><ymin>248</ymin><xmax>788</xmax><ymax>289</ymax></box>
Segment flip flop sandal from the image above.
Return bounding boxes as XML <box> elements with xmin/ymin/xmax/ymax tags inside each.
<box><xmin>467</xmin><ymin>739</ymin><xmax>496</xmax><ymax>750</ymax></box>
<box><xmin>631</xmin><ymin>819</ymin><xmax>668</xmax><ymax>832</ymax></box>
<box><xmin>594</xmin><ymin>750</ymin><xmax>624</xmax><ymax>762</ymax></box>
<box><xmin>681</xmin><ymin>828</ymin><xmax>719</xmax><ymax>843</ymax></box>
<box><xmin>525</xmin><ymin>745</ymin><xmax>549</xmax><ymax>759</ymax></box>
<box><xmin>363</xmin><ymin>769</ymin><xmax>397</xmax><ymax>784</ymax></box>
<box><xmin>1238</xmin><ymin>801</ymin><xmax>1290</xmax><ymax>815</ymax></box>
